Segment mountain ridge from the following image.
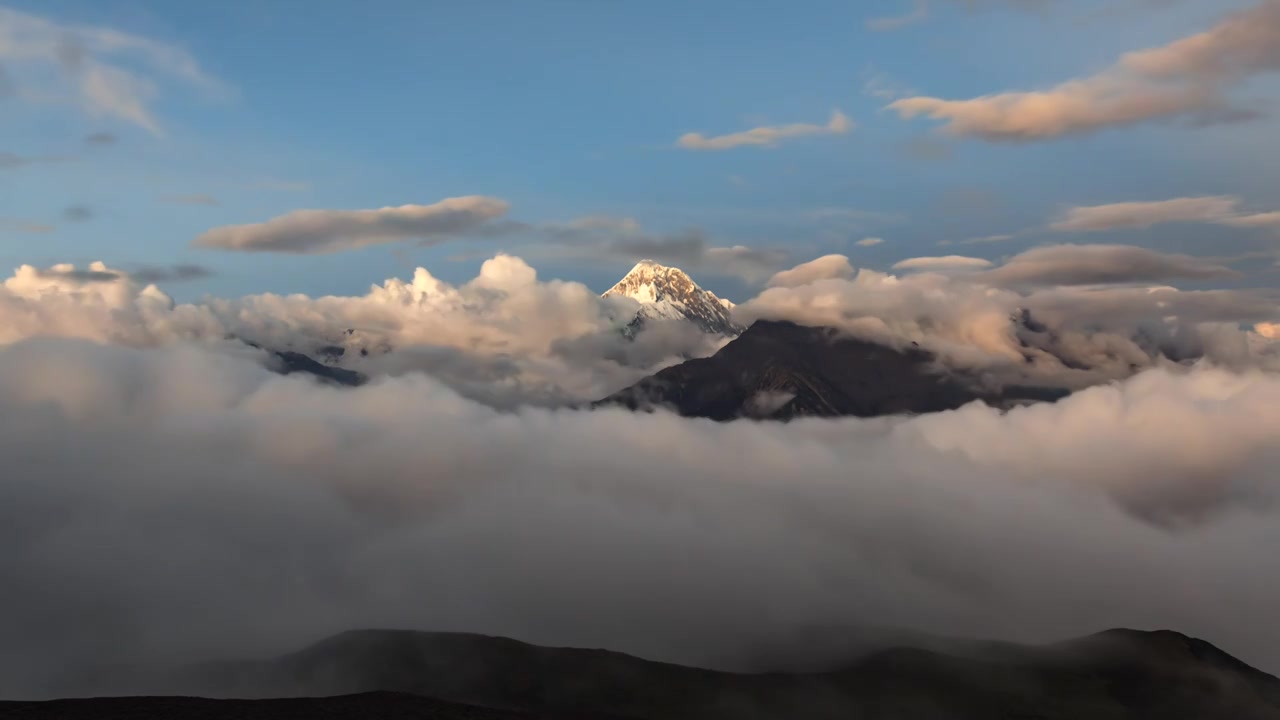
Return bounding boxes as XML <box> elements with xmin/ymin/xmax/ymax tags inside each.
<box><xmin>596</xmin><ymin>319</ymin><xmax>1069</xmax><ymax>420</ymax></box>
<box><xmin>602</xmin><ymin>259</ymin><xmax>741</xmax><ymax>337</ymax></box>
<box><xmin>39</xmin><ymin>628</ymin><xmax>1280</xmax><ymax>720</ymax></box>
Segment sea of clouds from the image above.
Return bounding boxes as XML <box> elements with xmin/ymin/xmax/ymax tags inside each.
<box><xmin>1</xmin><ymin>252</ymin><xmax>1279</xmax><ymax>697</ymax></box>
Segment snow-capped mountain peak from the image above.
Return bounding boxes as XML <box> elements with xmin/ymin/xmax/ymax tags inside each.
<box><xmin>602</xmin><ymin>259</ymin><xmax>741</xmax><ymax>336</ymax></box>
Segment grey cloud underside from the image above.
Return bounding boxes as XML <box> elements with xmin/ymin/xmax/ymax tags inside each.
<box><xmin>2</xmin><ymin>339</ymin><xmax>1280</xmax><ymax>701</ymax></box>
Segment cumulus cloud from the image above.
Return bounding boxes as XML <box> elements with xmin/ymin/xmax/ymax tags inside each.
<box><xmin>892</xmin><ymin>255</ymin><xmax>993</xmax><ymax>272</ymax></box>
<box><xmin>0</xmin><ymin>256</ymin><xmax>714</xmax><ymax>408</ymax></box>
<box><xmin>767</xmin><ymin>254</ymin><xmax>855</xmax><ymax>288</ymax></box>
<box><xmin>979</xmin><ymin>244</ymin><xmax>1238</xmax><ymax>287</ymax></box>
<box><xmin>1051</xmin><ymin>196</ymin><xmax>1241</xmax><ymax>232</ymax></box>
<box><xmin>889</xmin><ymin>1</ymin><xmax>1280</xmax><ymax>140</ymax></box>
<box><xmin>0</xmin><ymin>6</ymin><xmax>226</xmax><ymax>133</ymax></box>
<box><xmin>677</xmin><ymin>110</ymin><xmax>852</xmax><ymax>151</ymax></box>
<box><xmin>3</xmin><ymin>341</ymin><xmax>1280</xmax><ymax>698</ymax></box>
<box><xmin>738</xmin><ymin>252</ymin><xmax>1278</xmax><ymax>386</ymax></box>
<box><xmin>192</xmin><ymin>197</ymin><xmax>510</xmax><ymax>254</ymax></box>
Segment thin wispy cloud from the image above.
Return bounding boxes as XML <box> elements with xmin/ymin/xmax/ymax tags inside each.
<box><xmin>856</xmin><ymin>237</ymin><xmax>885</xmax><ymax>247</ymax></box>
<box><xmin>1221</xmin><ymin>211</ymin><xmax>1280</xmax><ymax>229</ymax></box>
<box><xmin>1048</xmin><ymin>196</ymin><xmax>1280</xmax><ymax>233</ymax></box>
<box><xmin>979</xmin><ymin>244</ymin><xmax>1238</xmax><ymax>287</ymax></box>
<box><xmin>247</xmin><ymin>179</ymin><xmax>312</xmax><ymax>193</ymax></box>
<box><xmin>128</xmin><ymin>263</ymin><xmax>214</xmax><ymax>284</ymax></box>
<box><xmin>889</xmin><ymin>1</ymin><xmax>1280</xmax><ymax>141</ymax></box>
<box><xmin>83</xmin><ymin>132</ymin><xmax>117</xmax><ymax>146</ymax></box>
<box><xmin>677</xmin><ymin>110</ymin><xmax>852</xmax><ymax>151</ymax></box>
<box><xmin>543</xmin><ymin>215</ymin><xmax>788</xmax><ymax>282</ymax></box>
<box><xmin>892</xmin><ymin>255</ymin><xmax>993</xmax><ymax>272</ymax></box>
<box><xmin>0</xmin><ymin>219</ymin><xmax>53</xmax><ymax>234</ymax></box>
<box><xmin>0</xmin><ymin>6</ymin><xmax>228</xmax><ymax>134</ymax></box>
<box><xmin>939</xmin><ymin>234</ymin><xmax>1016</xmax><ymax>247</ymax></box>
<box><xmin>62</xmin><ymin>204</ymin><xmax>93</xmax><ymax>222</ymax></box>
<box><xmin>867</xmin><ymin>0</ymin><xmax>931</xmax><ymax>31</ymax></box>
<box><xmin>1051</xmin><ymin>196</ymin><xmax>1241</xmax><ymax>232</ymax></box>
<box><xmin>161</xmin><ymin>193</ymin><xmax>220</xmax><ymax>207</ymax></box>
<box><xmin>192</xmin><ymin>197</ymin><xmax>510</xmax><ymax>254</ymax></box>
<box><xmin>0</xmin><ymin>151</ymin><xmax>68</xmax><ymax>169</ymax></box>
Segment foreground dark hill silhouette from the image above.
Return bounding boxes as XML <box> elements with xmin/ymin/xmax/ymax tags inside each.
<box><xmin>597</xmin><ymin>319</ymin><xmax>1068</xmax><ymax>420</ymax></box>
<box><xmin>20</xmin><ymin>628</ymin><xmax>1280</xmax><ymax>720</ymax></box>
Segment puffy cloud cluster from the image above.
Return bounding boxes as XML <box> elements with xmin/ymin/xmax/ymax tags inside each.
<box><xmin>2</xmin><ymin>340</ymin><xmax>1280</xmax><ymax>699</ymax></box>
<box><xmin>739</xmin><ymin>247</ymin><xmax>1279</xmax><ymax>387</ymax></box>
<box><xmin>889</xmin><ymin>1</ymin><xmax>1280</xmax><ymax>140</ymax></box>
<box><xmin>767</xmin><ymin>254</ymin><xmax>855</xmax><ymax>288</ymax></box>
<box><xmin>0</xmin><ymin>256</ymin><xmax>716</xmax><ymax>407</ymax></box>
<box><xmin>4</xmin><ymin>246</ymin><xmax>1277</xmax><ymax>404</ymax></box>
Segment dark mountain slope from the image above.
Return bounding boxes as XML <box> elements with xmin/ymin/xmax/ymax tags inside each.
<box><xmin>597</xmin><ymin>319</ymin><xmax>1066</xmax><ymax>420</ymax></box>
<box><xmin>62</xmin><ymin>628</ymin><xmax>1280</xmax><ymax>720</ymax></box>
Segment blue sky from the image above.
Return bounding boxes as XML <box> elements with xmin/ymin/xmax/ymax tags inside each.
<box><xmin>1</xmin><ymin>0</ymin><xmax>1277</xmax><ymax>302</ymax></box>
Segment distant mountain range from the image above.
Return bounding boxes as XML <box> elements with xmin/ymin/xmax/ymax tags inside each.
<box><xmin>248</xmin><ymin>262</ymin><xmax>1077</xmax><ymax>419</ymax></box>
<box><xmin>30</xmin><ymin>628</ymin><xmax>1280</xmax><ymax>719</ymax></box>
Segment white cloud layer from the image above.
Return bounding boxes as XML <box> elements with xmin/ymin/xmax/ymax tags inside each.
<box><xmin>889</xmin><ymin>1</ymin><xmax>1280</xmax><ymax>140</ymax></box>
<box><xmin>678</xmin><ymin>110</ymin><xmax>852</xmax><ymax>151</ymax></box>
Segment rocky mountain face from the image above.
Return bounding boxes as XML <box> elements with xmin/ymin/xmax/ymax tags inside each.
<box><xmin>603</xmin><ymin>260</ymin><xmax>741</xmax><ymax>337</ymax></box>
<box><xmin>596</xmin><ymin>319</ymin><xmax>1069</xmax><ymax>420</ymax></box>
<box><xmin>44</xmin><ymin>628</ymin><xmax>1280</xmax><ymax>720</ymax></box>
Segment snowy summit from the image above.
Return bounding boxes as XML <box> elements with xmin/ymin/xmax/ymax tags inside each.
<box><xmin>602</xmin><ymin>260</ymin><xmax>741</xmax><ymax>336</ymax></box>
